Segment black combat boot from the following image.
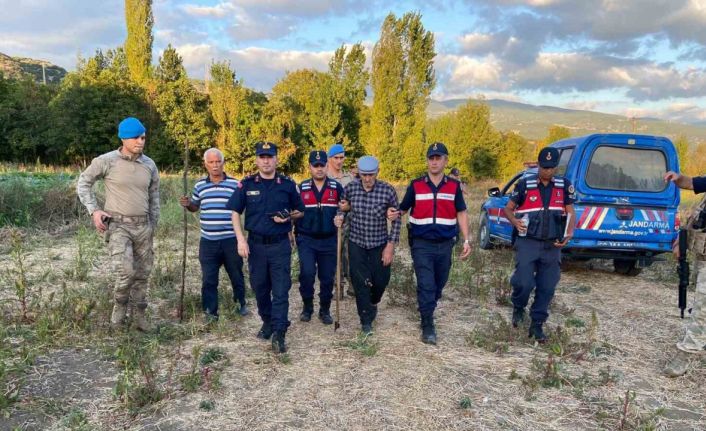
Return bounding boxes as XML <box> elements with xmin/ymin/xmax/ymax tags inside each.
<box><xmin>271</xmin><ymin>331</ymin><xmax>287</xmax><ymax>354</ymax></box>
<box><xmin>300</xmin><ymin>298</ymin><xmax>314</xmax><ymax>322</ymax></box>
<box><xmin>512</xmin><ymin>307</ymin><xmax>525</xmax><ymax>328</ymax></box>
<box><xmin>421</xmin><ymin>315</ymin><xmax>437</xmax><ymax>345</ymax></box>
<box><xmin>257</xmin><ymin>320</ymin><xmax>273</xmax><ymax>340</ymax></box>
<box><xmin>318</xmin><ymin>301</ymin><xmax>333</xmax><ymax>325</ymax></box>
<box><xmin>528</xmin><ymin>321</ymin><xmax>548</xmax><ymax>344</ymax></box>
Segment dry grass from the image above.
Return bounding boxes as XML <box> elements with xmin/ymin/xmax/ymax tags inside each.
<box><xmin>1</xmin><ymin>183</ymin><xmax>706</xmax><ymax>430</ymax></box>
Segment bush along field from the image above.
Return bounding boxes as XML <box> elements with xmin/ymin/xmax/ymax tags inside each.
<box><xmin>0</xmin><ymin>169</ymin><xmax>705</xmax><ymax>430</ymax></box>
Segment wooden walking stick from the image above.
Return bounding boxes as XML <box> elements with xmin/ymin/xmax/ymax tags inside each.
<box><xmin>334</xmin><ymin>225</ymin><xmax>342</xmax><ymax>331</ymax></box>
<box><xmin>179</xmin><ymin>140</ymin><xmax>189</xmax><ymax>322</ymax></box>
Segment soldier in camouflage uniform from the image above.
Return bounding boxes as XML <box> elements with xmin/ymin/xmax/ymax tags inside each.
<box><xmin>664</xmin><ymin>170</ymin><xmax>706</xmax><ymax>376</ymax></box>
<box><xmin>77</xmin><ymin>117</ymin><xmax>160</xmax><ymax>332</ymax></box>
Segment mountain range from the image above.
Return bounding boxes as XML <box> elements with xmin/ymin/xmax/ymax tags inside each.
<box><xmin>428</xmin><ymin>98</ymin><xmax>706</xmax><ymax>143</ymax></box>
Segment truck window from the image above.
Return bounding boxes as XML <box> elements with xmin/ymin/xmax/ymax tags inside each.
<box><xmin>556</xmin><ymin>148</ymin><xmax>574</xmax><ymax>176</ymax></box>
<box><xmin>585</xmin><ymin>146</ymin><xmax>666</xmax><ymax>192</ymax></box>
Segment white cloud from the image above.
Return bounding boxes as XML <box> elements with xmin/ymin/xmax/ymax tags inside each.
<box><xmin>435</xmin><ymin>54</ymin><xmax>506</xmax><ymax>98</ymax></box>
<box><xmin>176</xmin><ymin>44</ymin><xmax>336</xmax><ymax>90</ymax></box>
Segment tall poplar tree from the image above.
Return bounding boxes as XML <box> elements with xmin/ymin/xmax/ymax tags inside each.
<box><xmin>370</xmin><ymin>12</ymin><xmax>435</xmax><ymax>179</ymax></box>
<box><xmin>329</xmin><ymin>43</ymin><xmax>368</xmax><ymax>160</ymax></box>
<box><xmin>124</xmin><ymin>0</ymin><xmax>153</xmax><ymax>85</ymax></box>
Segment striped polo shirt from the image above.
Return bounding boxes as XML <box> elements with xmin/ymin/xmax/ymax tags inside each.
<box><xmin>191</xmin><ymin>174</ymin><xmax>239</xmax><ymax>241</ymax></box>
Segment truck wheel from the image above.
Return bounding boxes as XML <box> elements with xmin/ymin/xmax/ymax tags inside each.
<box><xmin>478</xmin><ymin>213</ymin><xmax>493</xmax><ymax>250</ymax></box>
<box><xmin>613</xmin><ymin>259</ymin><xmax>642</xmax><ymax>276</ymax></box>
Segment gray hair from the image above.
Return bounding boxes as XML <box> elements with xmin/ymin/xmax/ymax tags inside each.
<box><xmin>203</xmin><ymin>148</ymin><xmax>224</xmax><ymax>162</ymax></box>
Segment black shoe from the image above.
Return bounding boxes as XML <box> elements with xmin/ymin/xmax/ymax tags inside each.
<box><xmin>271</xmin><ymin>331</ymin><xmax>287</xmax><ymax>353</ymax></box>
<box><xmin>512</xmin><ymin>307</ymin><xmax>525</xmax><ymax>328</ymax></box>
<box><xmin>361</xmin><ymin>323</ymin><xmax>373</xmax><ymax>336</ymax></box>
<box><xmin>528</xmin><ymin>321</ymin><xmax>548</xmax><ymax>344</ymax></box>
<box><xmin>238</xmin><ymin>303</ymin><xmax>250</xmax><ymax>316</ymax></box>
<box><xmin>421</xmin><ymin>316</ymin><xmax>437</xmax><ymax>345</ymax></box>
<box><xmin>257</xmin><ymin>321</ymin><xmax>273</xmax><ymax>340</ymax></box>
<box><xmin>300</xmin><ymin>299</ymin><xmax>314</xmax><ymax>322</ymax></box>
<box><xmin>318</xmin><ymin>309</ymin><xmax>333</xmax><ymax>325</ymax></box>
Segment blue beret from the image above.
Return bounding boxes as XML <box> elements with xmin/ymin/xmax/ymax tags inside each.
<box><xmin>118</xmin><ymin>117</ymin><xmax>146</xmax><ymax>139</ymax></box>
<box><xmin>309</xmin><ymin>150</ymin><xmax>327</xmax><ymax>165</ymax></box>
<box><xmin>357</xmin><ymin>156</ymin><xmax>379</xmax><ymax>174</ymax></box>
<box><xmin>256</xmin><ymin>141</ymin><xmax>277</xmax><ymax>156</ymax></box>
<box><xmin>328</xmin><ymin>144</ymin><xmax>345</xmax><ymax>157</ymax></box>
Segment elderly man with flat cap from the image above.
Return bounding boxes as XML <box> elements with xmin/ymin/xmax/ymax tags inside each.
<box><xmin>503</xmin><ymin>146</ymin><xmax>576</xmax><ymax>343</ymax></box>
<box><xmin>340</xmin><ymin>156</ymin><xmax>401</xmax><ymax>335</ymax></box>
<box><xmin>77</xmin><ymin>117</ymin><xmax>160</xmax><ymax>332</ymax></box>
<box><xmin>227</xmin><ymin>141</ymin><xmax>304</xmax><ymax>353</ymax></box>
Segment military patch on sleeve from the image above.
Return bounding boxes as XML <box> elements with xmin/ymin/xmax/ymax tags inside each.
<box><xmin>568</xmin><ymin>184</ymin><xmax>575</xmax><ymax>194</ymax></box>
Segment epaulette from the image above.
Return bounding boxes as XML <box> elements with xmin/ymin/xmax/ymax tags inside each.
<box><xmin>553</xmin><ymin>176</ymin><xmax>565</xmax><ymax>187</ymax></box>
<box><xmin>525</xmin><ymin>175</ymin><xmax>539</xmax><ymax>189</ymax></box>
<box><xmin>300</xmin><ymin>179</ymin><xmax>312</xmax><ymax>190</ymax></box>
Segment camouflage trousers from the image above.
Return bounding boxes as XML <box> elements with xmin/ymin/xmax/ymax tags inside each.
<box><xmin>677</xmin><ymin>231</ymin><xmax>706</xmax><ymax>353</ymax></box>
<box><xmin>106</xmin><ymin>221</ymin><xmax>154</xmax><ymax>311</ymax></box>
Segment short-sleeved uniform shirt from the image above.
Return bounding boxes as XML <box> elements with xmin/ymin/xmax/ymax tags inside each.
<box><xmin>191</xmin><ymin>174</ymin><xmax>239</xmax><ymax>241</ymax></box>
<box><xmin>399</xmin><ymin>175</ymin><xmax>467</xmax><ymax>240</ymax></box>
<box><xmin>693</xmin><ymin>176</ymin><xmax>706</xmax><ymax>194</ymax></box>
<box><xmin>509</xmin><ymin>176</ymin><xmax>576</xmax><ymax>208</ymax></box>
<box><xmin>226</xmin><ymin>172</ymin><xmax>305</xmax><ymax>236</ymax></box>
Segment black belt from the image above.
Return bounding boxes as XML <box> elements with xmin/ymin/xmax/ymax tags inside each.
<box><xmin>413</xmin><ymin>237</ymin><xmax>454</xmax><ymax>244</ymax></box>
<box><xmin>248</xmin><ymin>233</ymin><xmax>289</xmax><ymax>244</ymax></box>
<box><xmin>297</xmin><ymin>232</ymin><xmax>336</xmax><ymax>240</ymax></box>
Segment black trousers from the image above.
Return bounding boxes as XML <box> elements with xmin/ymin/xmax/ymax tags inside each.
<box><xmin>349</xmin><ymin>242</ymin><xmax>391</xmax><ymax>325</ymax></box>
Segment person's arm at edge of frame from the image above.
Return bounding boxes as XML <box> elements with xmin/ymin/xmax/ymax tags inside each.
<box><xmin>77</xmin><ymin>156</ymin><xmax>110</xmax><ymax>233</ymax></box>
<box><xmin>148</xmin><ymin>162</ymin><xmax>160</xmax><ymax>228</ymax></box>
<box><xmin>383</xmin><ymin>183</ymin><xmax>401</xmax><ymax>267</ymax></box>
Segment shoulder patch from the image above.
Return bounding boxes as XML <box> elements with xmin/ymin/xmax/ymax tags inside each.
<box><xmin>568</xmin><ymin>184</ymin><xmax>575</xmax><ymax>194</ymax></box>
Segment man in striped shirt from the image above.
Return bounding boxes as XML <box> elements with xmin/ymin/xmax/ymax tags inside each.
<box><xmin>180</xmin><ymin>148</ymin><xmax>248</xmax><ymax>321</ymax></box>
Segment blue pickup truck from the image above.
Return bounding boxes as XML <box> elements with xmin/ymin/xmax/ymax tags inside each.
<box><xmin>479</xmin><ymin>134</ymin><xmax>680</xmax><ymax>276</ymax></box>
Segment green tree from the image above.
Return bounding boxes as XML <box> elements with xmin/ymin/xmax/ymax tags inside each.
<box><xmin>0</xmin><ymin>75</ymin><xmax>57</xmax><ymax>162</ymax></box>
<box><xmin>370</xmin><ymin>12</ymin><xmax>436</xmax><ymax>179</ymax></box>
<box><xmin>426</xmin><ymin>101</ymin><xmax>502</xmax><ymax>180</ymax></box>
<box><xmin>124</xmin><ymin>0</ymin><xmax>153</xmax><ymax>85</ymax></box>
<box><xmin>152</xmin><ymin>45</ymin><xmax>212</xmax><ymax>167</ymax></box>
<box><xmin>674</xmin><ymin>134</ymin><xmax>689</xmax><ymax>173</ymax></box>
<box><xmin>542</xmin><ymin>125</ymin><xmax>571</xmax><ymax>146</ymax></box>
<box><xmin>497</xmin><ymin>132</ymin><xmax>532</xmax><ymax>180</ymax></box>
<box><xmin>329</xmin><ymin>43</ymin><xmax>368</xmax><ymax>159</ymax></box>
<box><xmin>209</xmin><ymin>61</ymin><xmax>266</xmax><ymax>175</ymax></box>
<box><xmin>267</xmin><ymin>69</ymin><xmax>344</xmax><ymax>172</ymax></box>
<box><xmin>49</xmin><ymin>49</ymin><xmax>149</xmax><ymax>164</ymax></box>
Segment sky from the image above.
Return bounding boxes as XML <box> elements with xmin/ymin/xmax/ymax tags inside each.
<box><xmin>2</xmin><ymin>0</ymin><xmax>706</xmax><ymax>124</ymax></box>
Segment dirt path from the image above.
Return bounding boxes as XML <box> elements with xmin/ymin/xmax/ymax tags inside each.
<box><xmin>3</xmin><ymin>236</ymin><xmax>706</xmax><ymax>430</ymax></box>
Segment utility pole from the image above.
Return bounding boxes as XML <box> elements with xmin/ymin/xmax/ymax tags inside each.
<box><xmin>42</xmin><ymin>64</ymin><xmax>46</xmax><ymax>85</ymax></box>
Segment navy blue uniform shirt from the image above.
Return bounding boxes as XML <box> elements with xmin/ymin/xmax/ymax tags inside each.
<box><xmin>510</xmin><ymin>176</ymin><xmax>576</xmax><ymax>207</ymax></box>
<box><xmin>693</xmin><ymin>176</ymin><xmax>706</xmax><ymax>194</ymax></box>
<box><xmin>227</xmin><ymin>172</ymin><xmax>305</xmax><ymax>236</ymax></box>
